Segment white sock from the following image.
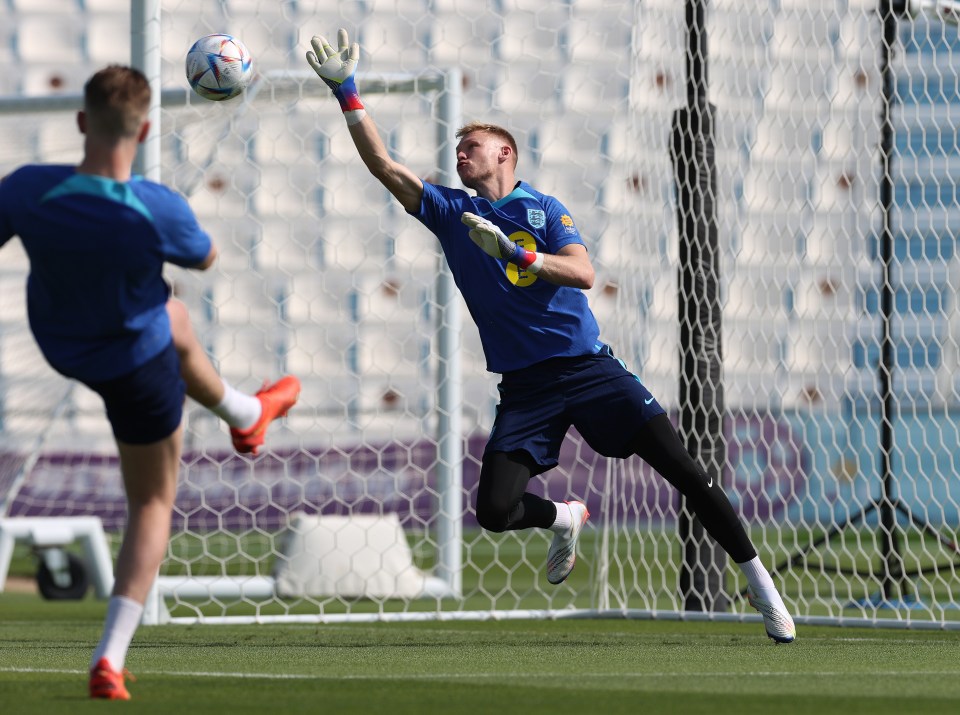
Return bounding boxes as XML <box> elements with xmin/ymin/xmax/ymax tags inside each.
<box><xmin>90</xmin><ymin>595</ymin><xmax>144</xmax><ymax>671</ymax></box>
<box><xmin>549</xmin><ymin>502</ymin><xmax>572</xmax><ymax>534</ymax></box>
<box><xmin>210</xmin><ymin>381</ymin><xmax>262</xmax><ymax>429</ymax></box>
<box><xmin>738</xmin><ymin>556</ymin><xmax>789</xmax><ymax>612</ymax></box>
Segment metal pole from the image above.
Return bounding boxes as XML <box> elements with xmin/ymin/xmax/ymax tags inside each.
<box><xmin>878</xmin><ymin>0</ymin><xmax>908</xmax><ymax>602</ymax></box>
<box><xmin>671</xmin><ymin>0</ymin><xmax>728</xmax><ymax>612</ymax></box>
<box><xmin>131</xmin><ymin>0</ymin><xmax>164</xmax><ymax>626</ymax></box>
<box><xmin>131</xmin><ymin>0</ymin><xmax>162</xmax><ymax>181</ymax></box>
<box><xmin>435</xmin><ymin>67</ymin><xmax>464</xmax><ymax>597</ymax></box>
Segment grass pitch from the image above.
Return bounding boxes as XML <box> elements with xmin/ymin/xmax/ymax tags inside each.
<box><xmin>2</xmin><ymin>592</ymin><xmax>960</xmax><ymax>714</ymax></box>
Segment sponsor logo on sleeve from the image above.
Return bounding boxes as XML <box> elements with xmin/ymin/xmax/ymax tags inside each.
<box><xmin>560</xmin><ymin>214</ymin><xmax>577</xmax><ymax>234</ymax></box>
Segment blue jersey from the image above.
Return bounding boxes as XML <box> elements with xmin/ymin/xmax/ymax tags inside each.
<box><xmin>0</xmin><ymin>165</ymin><xmax>212</xmax><ymax>382</ymax></box>
<box><xmin>413</xmin><ymin>180</ymin><xmax>601</xmax><ymax>373</ymax></box>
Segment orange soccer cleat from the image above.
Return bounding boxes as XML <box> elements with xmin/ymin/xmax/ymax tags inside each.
<box><xmin>230</xmin><ymin>375</ymin><xmax>301</xmax><ymax>455</ymax></box>
<box><xmin>89</xmin><ymin>657</ymin><xmax>132</xmax><ymax>700</ymax></box>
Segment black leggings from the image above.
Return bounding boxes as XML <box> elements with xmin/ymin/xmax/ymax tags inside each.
<box><xmin>476</xmin><ymin>449</ymin><xmax>558</xmax><ymax>532</ymax></box>
<box><xmin>474</xmin><ymin>413</ymin><xmax>757</xmax><ymax>563</ymax></box>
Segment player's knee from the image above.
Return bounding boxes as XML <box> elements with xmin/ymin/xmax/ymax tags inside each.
<box><xmin>475</xmin><ymin>499</ymin><xmax>511</xmax><ymax>533</ymax></box>
<box><xmin>475</xmin><ymin>506</ymin><xmax>509</xmax><ymax>533</ymax></box>
<box><xmin>475</xmin><ymin>449</ymin><xmax>534</xmax><ymax>533</ymax></box>
<box><xmin>166</xmin><ymin>300</ymin><xmax>190</xmax><ymax>349</ymax></box>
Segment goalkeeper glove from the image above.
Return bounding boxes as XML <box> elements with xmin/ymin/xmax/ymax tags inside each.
<box><xmin>461</xmin><ymin>212</ymin><xmax>544</xmax><ymax>273</ymax></box>
<box><xmin>306</xmin><ymin>29</ymin><xmax>365</xmax><ymax>125</ymax></box>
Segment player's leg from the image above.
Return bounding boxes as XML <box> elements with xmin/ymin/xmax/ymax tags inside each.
<box><xmin>88</xmin><ymin>428</ymin><xmax>182</xmax><ymax>700</ymax></box>
<box><xmin>628</xmin><ymin>415</ymin><xmax>753</xmax><ymax>558</ymax></box>
<box><xmin>475</xmin><ymin>449</ymin><xmax>554</xmax><ymax>532</ymax></box>
<box><xmin>166</xmin><ymin>298</ymin><xmax>300</xmax><ymax>454</ymax></box>
<box><xmin>167</xmin><ymin>297</ymin><xmax>258</xmax><ymax>419</ymax></box>
<box><xmin>167</xmin><ymin>297</ymin><xmax>229</xmax><ymax>408</ymax></box>
<box><xmin>84</xmin><ymin>344</ymin><xmax>184</xmax><ymax>699</ymax></box>
<box><xmin>627</xmin><ymin>414</ymin><xmax>796</xmax><ymax>643</ymax></box>
<box><xmin>570</xmin><ymin>347</ymin><xmax>794</xmax><ymax>641</ymax></box>
<box><xmin>483</xmin><ymin>365</ymin><xmax>591</xmax><ymax>584</ymax></box>
<box><xmin>111</xmin><ymin>430</ymin><xmax>182</xmax><ymax>603</ymax></box>
<box><xmin>476</xmin><ymin>449</ymin><xmax>589</xmax><ymax>585</ymax></box>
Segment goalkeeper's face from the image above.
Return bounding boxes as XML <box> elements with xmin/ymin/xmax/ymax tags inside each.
<box><xmin>455</xmin><ymin>132</ymin><xmax>508</xmax><ymax>190</ymax></box>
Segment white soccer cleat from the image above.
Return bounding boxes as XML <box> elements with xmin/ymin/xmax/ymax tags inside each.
<box><xmin>546</xmin><ymin>501</ymin><xmax>590</xmax><ymax>585</ymax></box>
<box><xmin>747</xmin><ymin>588</ymin><xmax>797</xmax><ymax>644</ymax></box>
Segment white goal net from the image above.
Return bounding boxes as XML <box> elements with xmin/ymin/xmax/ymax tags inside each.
<box><xmin>2</xmin><ymin>0</ymin><xmax>960</xmax><ymax>629</ymax></box>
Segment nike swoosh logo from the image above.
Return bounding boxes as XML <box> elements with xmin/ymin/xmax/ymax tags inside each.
<box><xmin>707</xmin><ymin>478</ymin><xmax>714</xmax><ymax>488</ymax></box>
<box><xmin>644</xmin><ymin>397</ymin><xmax>654</xmax><ymax>405</ymax></box>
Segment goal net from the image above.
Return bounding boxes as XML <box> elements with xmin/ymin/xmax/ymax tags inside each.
<box><xmin>2</xmin><ymin>0</ymin><xmax>960</xmax><ymax>629</ymax></box>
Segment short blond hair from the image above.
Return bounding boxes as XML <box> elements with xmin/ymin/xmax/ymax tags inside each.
<box><xmin>83</xmin><ymin>65</ymin><xmax>151</xmax><ymax>139</ymax></box>
<box><xmin>456</xmin><ymin>122</ymin><xmax>519</xmax><ymax>166</ymax></box>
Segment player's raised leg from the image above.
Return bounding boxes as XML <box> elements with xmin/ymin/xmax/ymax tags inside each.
<box><xmin>166</xmin><ymin>298</ymin><xmax>300</xmax><ymax>455</ymax></box>
<box><xmin>228</xmin><ymin>376</ymin><xmax>301</xmax><ymax>455</ymax></box>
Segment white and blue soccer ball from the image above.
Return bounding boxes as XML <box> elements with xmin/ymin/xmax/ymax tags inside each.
<box><xmin>185</xmin><ymin>34</ymin><xmax>253</xmax><ymax>101</ymax></box>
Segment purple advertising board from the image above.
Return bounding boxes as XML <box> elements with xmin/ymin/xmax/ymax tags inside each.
<box><xmin>2</xmin><ymin>412</ymin><xmax>810</xmax><ymax>532</ymax></box>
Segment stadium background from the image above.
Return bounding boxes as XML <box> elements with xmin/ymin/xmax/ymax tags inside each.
<box><xmin>2</xmin><ymin>0</ymin><xmax>960</xmax><ymax>625</ymax></box>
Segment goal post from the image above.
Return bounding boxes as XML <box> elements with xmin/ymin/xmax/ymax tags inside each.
<box><xmin>154</xmin><ymin>65</ymin><xmax>468</xmax><ymax>622</ymax></box>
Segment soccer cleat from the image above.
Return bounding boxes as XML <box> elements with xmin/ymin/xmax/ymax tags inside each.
<box><xmin>546</xmin><ymin>501</ymin><xmax>590</xmax><ymax>585</ymax></box>
<box><xmin>230</xmin><ymin>375</ymin><xmax>301</xmax><ymax>455</ymax></box>
<box><xmin>89</xmin><ymin>657</ymin><xmax>132</xmax><ymax>700</ymax></box>
<box><xmin>747</xmin><ymin>588</ymin><xmax>797</xmax><ymax>644</ymax></box>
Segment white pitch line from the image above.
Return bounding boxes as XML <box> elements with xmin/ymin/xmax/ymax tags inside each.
<box><xmin>2</xmin><ymin>666</ymin><xmax>959</xmax><ymax>681</ymax></box>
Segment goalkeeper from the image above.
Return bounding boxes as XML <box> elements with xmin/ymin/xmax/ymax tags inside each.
<box><xmin>0</xmin><ymin>65</ymin><xmax>300</xmax><ymax>700</ymax></box>
<box><xmin>306</xmin><ymin>30</ymin><xmax>795</xmax><ymax>643</ymax></box>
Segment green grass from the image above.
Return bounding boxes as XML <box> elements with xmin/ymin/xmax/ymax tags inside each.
<box><xmin>2</xmin><ymin>591</ymin><xmax>960</xmax><ymax>714</ymax></box>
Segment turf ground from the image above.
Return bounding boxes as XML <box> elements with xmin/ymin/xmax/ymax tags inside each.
<box><xmin>2</xmin><ymin>591</ymin><xmax>960</xmax><ymax>714</ymax></box>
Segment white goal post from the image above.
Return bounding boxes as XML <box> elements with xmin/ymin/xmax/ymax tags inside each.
<box><xmin>3</xmin><ymin>1</ymin><xmax>960</xmax><ymax>632</ymax></box>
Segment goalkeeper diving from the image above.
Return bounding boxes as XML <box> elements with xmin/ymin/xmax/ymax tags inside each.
<box><xmin>305</xmin><ymin>29</ymin><xmax>796</xmax><ymax>643</ymax></box>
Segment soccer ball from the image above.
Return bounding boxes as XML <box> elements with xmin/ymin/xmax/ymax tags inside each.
<box><xmin>185</xmin><ymin>34</ymin><xmax>253</xmax><ymax>101</ymax></box>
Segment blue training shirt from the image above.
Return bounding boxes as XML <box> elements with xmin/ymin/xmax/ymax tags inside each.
<box><xmin>413</xmin><ymin>180</ymin><xmax>601</xmax><ymax>373</ymax></box>
<box><xmin>0</xmin><ymin>165</ymin><xmax>212</xmax><ymax>382</ymax></box>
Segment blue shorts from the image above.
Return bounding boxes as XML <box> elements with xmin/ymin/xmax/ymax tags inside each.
<box><xmin>81</xmin><ymin>341</ymin><xmax>186</xmax><ymax>444</ymax></box>
<box><xmin>485</xmin><ymin>344</ymin><xmax>666</xmax><ymax>472</ymax></box>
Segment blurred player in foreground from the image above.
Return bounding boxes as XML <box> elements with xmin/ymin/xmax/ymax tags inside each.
<box><xmin>0</xmin><ymin>65</ymin><xmax>300</xmax><ymax>699</ymax></box>
<box><xmin>305</xmin><ymin>30</ymin><xmax>795</xmax><ymax>643</ymax></box>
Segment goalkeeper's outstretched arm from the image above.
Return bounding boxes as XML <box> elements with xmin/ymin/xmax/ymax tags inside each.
<box><xmin>347</xmin><ymin>114</ymin><xmax>423</xmax><ymax>214</ymax></box>
<box><xmin>305</xmin><ymin>29</ymin><xmax>423</xmax><ymax>213</ymax></box>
